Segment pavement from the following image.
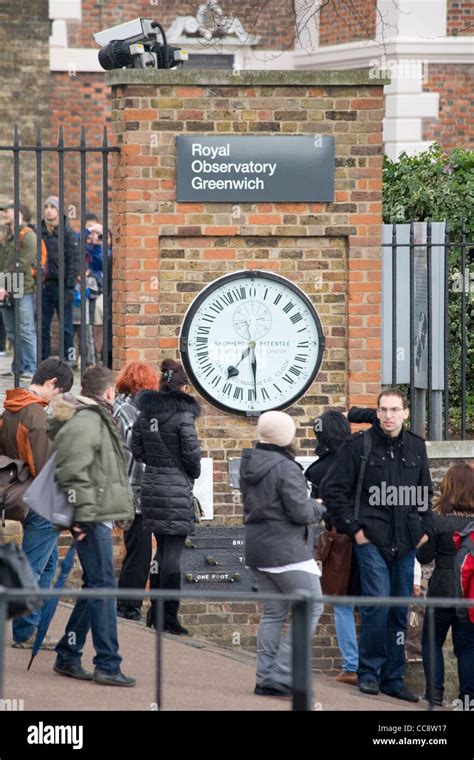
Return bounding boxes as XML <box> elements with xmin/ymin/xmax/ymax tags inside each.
<box><xmin>3</xmin><ymin>603</ymin><xmax>432</xmax><ymax>712</ymax></box>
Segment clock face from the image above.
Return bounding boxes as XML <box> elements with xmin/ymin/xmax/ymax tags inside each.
<box><xmin>180</xmin><ymin>270</ymin><xmax>325</xmax><ymax>416</ymax></box>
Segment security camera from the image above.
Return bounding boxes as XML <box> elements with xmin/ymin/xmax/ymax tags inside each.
<box><xmin>93</xmin><ymin>17</ymin><xmax>188</xmax><ymax>70</ymax></box>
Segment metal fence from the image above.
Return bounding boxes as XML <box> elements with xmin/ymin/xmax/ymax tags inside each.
<box><xmin>1</xmin><ymin>586</ymin><xmax>473</xmax><ymax>712</ymax></box>
<box><xmin>0</xmin><ymin>127</ymin><xmax>119</xmax><ymax>384</ymax></box>
<box><xmin>382</xmin><ymin>221</ymin><xmax>473</xmax><ymax>440</ymax></box>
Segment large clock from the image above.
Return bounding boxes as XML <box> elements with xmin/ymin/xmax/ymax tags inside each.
<box><xmin>179</xmin><ymin>270</ymin><xmax>325</xmax><ymax>416</ymax></box>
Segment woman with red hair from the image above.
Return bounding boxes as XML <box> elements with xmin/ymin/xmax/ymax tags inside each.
<box><xmin>113</xmin><ymin>361</ymin><xmax>159</xmax><ymax>621</ymax></box>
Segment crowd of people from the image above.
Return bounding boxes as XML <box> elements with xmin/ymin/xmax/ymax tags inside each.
<box><xmin>0</xmin><ymin>198</ymin><xmax>111</xmax><ymax>377</ymax></box>
<box><xmin>2</xmin><ymin>355</ymin><xmax>473</xmax><ymax>703</ymax></box>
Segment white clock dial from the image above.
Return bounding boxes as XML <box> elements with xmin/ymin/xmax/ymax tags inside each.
<box><xmin>180</xmin><ymin>270</ymin><xmax>325</xmax><ymax>416</ymax></box>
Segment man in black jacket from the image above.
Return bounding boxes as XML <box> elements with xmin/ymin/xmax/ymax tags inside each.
<box><xmin>322</xmin><ymin>388</ymin><xmax>434</xmax><ymax>702</ymax></box>
<box><xmin>41</xmin><ymin>196</ymin><xmax>79</xmax><ymax>362</ymax></box>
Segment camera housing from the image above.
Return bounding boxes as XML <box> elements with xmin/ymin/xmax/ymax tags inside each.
<box><xmin>93</xmin><ymin>17</ymin><xmax>188</xmax><ymax>71</ymax></box>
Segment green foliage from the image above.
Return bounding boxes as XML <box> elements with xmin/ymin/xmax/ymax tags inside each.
<box><xmin>383</xmin><ymin>145</ymin><xmax>474</xmax><ymax>437</ymax></box>
<box><xmin>383</xmin><ymin>144</ymin><xmax>474</xmax><ymax>237</ymax></box>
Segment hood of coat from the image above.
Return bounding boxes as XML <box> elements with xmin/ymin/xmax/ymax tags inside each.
<box><xmin>3</xmin><ymin>388</ymin><xmax>49</xmax><ymax>413</ymax></box>
<box><xmin>48</xmin><ymin>393</ymin><xmax>111</xmax><ymax>439</ymax></box>
<box><xmin>135</xmin><ymin>389</ymin><xmax>201</xmax><ymax>421</ymax></box>
<box><xmin>240</xmin><ymin>447</ymin><xmax>291</xmax><ymax>485</ymax></box>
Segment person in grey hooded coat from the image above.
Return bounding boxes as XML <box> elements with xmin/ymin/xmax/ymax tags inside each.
<box><xmin>240</xmin><ymin>411</ymin><xmax>325</xmax><ymax>699</ymax></box>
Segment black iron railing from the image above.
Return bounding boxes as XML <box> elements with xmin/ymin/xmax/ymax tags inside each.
<box><xmin>0</xmin><ymin>127</ymin><xmax>119</xmax><ymax>383</ymax></box>
<box><xmin>1</xmin><ymin>587</ymin><xmax>473</xmax><ymax>712</ymax></box>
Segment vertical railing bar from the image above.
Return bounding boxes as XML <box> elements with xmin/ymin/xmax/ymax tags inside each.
<box><xmin>391</xmin><ymin>222</ymin><xmax>397</xmax><ymax>387</ymax></box>
<box><xmin>460</xmin><ymin>220</ymin><xmax>467</xmax><ymax>439</ymax></box>
<box><xmin>443</xmin><ymin>221</ymin><xmax>450</xmax><ymax>440</ymax></box>
<box><xmin>0</xmin><ymin>592</ymin><xmax>7</xmax><ymax>700</ymax></box>
<box><xmin>35</xmin><ymin>128</ymin><xmax>43</xmax><ymax>366</ymax></box>
<box><xmin>12</xmin><ymin>125</ymin><xmax>21</xmax><ymax>388</ymax></box>
<box><xmin>427</xmin><ymin>220</ymin><xmax>433</xmax><ymax>439</ymax></box>
<box><xmin>409</xmin><ymin>222</ymin><xmax>415</xmax><ymax>432</ymax></box>
<box><xmin>292</xmin><ymin>593</ymin><xmax>312</xmax><ymax>711</ymax></box>
<box><xmin>57</xmin><ymin>126</ymin><xmax>65</xmax><ymax>360</ymax></box>
<box><xmin>102</xmin><ymin>127</ymin><xmax>110</xmax><ymax>368</ymax></box>
<box><xmin>426</xmin><ymin>604</ymin><xmax>436</xmax><ymax>710</ymax></box>
<box><xmin>156</xmin><ymin>597</ymin><xmax>164</xmax><ymax>711</ymax></box>
<box><xmin>79</xmin><ymin>127</ymin><xmax>87</xmax><ymax>383</ymax></box>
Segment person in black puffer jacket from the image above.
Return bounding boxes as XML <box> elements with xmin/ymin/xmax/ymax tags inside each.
<box><xmin>417</xmin><ymin>462</ymin><xmax>474</xmax><ymax>707</ymax></box>
<box><xmin>131</xmin><ymin>358</ymin><xmax>201</xmax><ymax>635</ymax></box>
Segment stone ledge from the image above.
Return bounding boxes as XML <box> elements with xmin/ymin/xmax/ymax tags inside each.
<box><xmin>106</xmin><ymin>69</ymin><xmax>388</xmax><ymax>87</ymax></box>
<box><xmin>426</xmin><ymin>440</ymin><xmax>474</xmax><ymax>459</ymax></box>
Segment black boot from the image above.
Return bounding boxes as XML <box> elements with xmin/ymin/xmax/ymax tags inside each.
<box><xmin>163</xmin><ymin>573</ymin><xmax>188</xmax><ymax>635</ymax></box>
<box><xmin>117</xmin><ymin>606</ymin><xmax>142</xmax><ymax>622</ymax></box>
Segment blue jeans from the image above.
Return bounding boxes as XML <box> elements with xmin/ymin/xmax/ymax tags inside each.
<box><xmin>252</xmin><ymin>568</ymin><xmax>324</xmax><ymax>688</ymax></box>
<box><xmin>1</xmin><ymin>293</ymin><xmax>37</xmax><ymax>374</ymax></box>
<box><xmin>334</xmin><ymin>604</ymin><xmax>358</xmax><ymax>672</ymax></box>
<box><xmin>55</xmin><ymin>523</ymin><xmax>122</xmax><ymax>674</ymax></box>
<box><xmin>12</xmin><ymin>511</ymin><xmax>58</xmax><ymax>642</ymax></box>
<box><xmin>422</xmin><ymin>606</ymin><xmax>474</xmax><ymax>701</ymax></box>
<box><xmin>41</xmin><ymin>281</ymin><xmax>73</xmax><ymax>361</ymax></box>
<box><xmin>355</xmin><ymin>543</ymin><xmax>415</xmax><ymax>690</ymax></box>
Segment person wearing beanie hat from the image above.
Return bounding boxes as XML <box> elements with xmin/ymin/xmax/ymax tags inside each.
<box><xmin>44</xmin><ymin>195</ymin><xmax>60</xmax><ymax>212</ymax></box>
<box><xmin>257</xmin><ymin>411</ymin><xmax>296</xmax><ymax>448</ymax></box>
<box><xmin>41</xmin><ymin>194</ymin><xmax>79</xmax><ymax>362</ymax></box>
<box><xmin>240</xmin><ymin>412</ymin><xmax>326</xmax><ymax>700</ymax></box>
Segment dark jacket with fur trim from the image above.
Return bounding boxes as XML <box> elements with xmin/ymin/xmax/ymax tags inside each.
<box><xmin>131</xmin><ymin>390</ymin><xmax>201</xmax><ymax>535</ymax></box>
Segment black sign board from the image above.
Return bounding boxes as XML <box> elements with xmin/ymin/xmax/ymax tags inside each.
<box><xmin>176</xmin><ymin>135</ymin><xmax>335</xmax><ymax>202</ymax></box>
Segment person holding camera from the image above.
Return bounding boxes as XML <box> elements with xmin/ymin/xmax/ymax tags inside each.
<box><xmin>0</xmin><ymin>201</ymin><xmax>37</xmax><ymax>379</ymax></box>
<box><xmin>41</xmin><ymin>196</ymin><xmax>79</xmax><ymax>363</ymax></box>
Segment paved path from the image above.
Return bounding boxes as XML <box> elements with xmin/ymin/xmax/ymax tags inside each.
<box><xmin>3</xmin><ymin>604</ymin><xmax>431</xmax><ymax>712</ymax></box>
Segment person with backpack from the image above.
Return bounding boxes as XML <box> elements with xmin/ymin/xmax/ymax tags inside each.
<box><xmin>0</xmin><ymin>358</ymin><xmax>74</xmax><ymax>647</ymax></box>
<box><xmin>41</xmin><ymin>196</ymin><xmax>79</xmax><ymax>363</ymax></box>
<box><xmin>417</xmin><ymin>462</ymin><xmax>474</xmax><ymax>706</ymax></box>
<box><xmin>322</xmin><ymin>388</ymin><xmax>434</xmax><ymax>702</ymax></box>
<box><xmin>113</xmin><ymin>361</ymin><xmax>159</xmax><ymax>621</ymax></box>
<box><xmin>0</xmin><ymin>201</ymin><xmax>37</xmax><ymax>379</ymax></box>
<box><xmin>49</xmin><ymin>365</ymin><xmax>135</xmax><ymax>686</ymax></box>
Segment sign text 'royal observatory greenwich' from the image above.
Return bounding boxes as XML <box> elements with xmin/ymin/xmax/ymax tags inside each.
<box><xmin>176</xmin><ymin>136</ymin><xmax>335</xmax><ymax>202</ymax></box>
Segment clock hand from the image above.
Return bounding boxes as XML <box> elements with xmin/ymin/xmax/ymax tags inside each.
<box><xmin>227</xmin><ymin>346</ymin><xmax>251</xmax><ymax>379</ymax></box>
<box><xmin>250</xmin><ymin>342</ymin><xmax>257</xmax><ymax>397</ymax></box>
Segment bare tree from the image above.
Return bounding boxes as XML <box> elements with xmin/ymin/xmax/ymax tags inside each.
<box><xmin>174</xmin><ymin>0</ymin><xmax>402</xmax><ymax>54</ymax></box>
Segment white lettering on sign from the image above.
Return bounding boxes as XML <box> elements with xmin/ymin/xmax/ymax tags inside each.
<box><xmin>192</xmin><ymin>177</ymin><xmax>265</xmax><ymax>191</ymax></box>
<box><xmin>192</xmin><ymin>143</ymin><xmax>230</xmax><ymax>158</ymax></box>
<box><xmin>189</xmin><ymin>142</ymin><xmax>277</xmax><ymax>193</ymax></box>
<box><xmin>191</xmin><ymin>159</ymin><xmax>277</xmax><ymax>177</ymax></box>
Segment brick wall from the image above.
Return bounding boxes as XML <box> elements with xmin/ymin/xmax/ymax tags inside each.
<box><xmin>50</xmin><ymin>72</ymin><xmax>114</xmax><ymax>219</ymax></box>
<box><xmin>447</xmin><ymin>0</ymin><xmax>474</xmax><ymax>35</ymax></box>
<box><xmin>0</xmin><ymin>0</ymin><xmax>52</xmax><ymax>210</ymax></box>
<box><xmin>422</xmin><ymin>64</ymin><xmax>474</xmax><ymax>151</ymax></box>
<box><xmin>318</xmin><ymin>0</ymin><xmax>376</xmax><ymax>46</ymax></box>
<box><xmin>106</xmin><ymin>68</ymin><xmax>384</xmax><ymax>652</ymax></box>
<box><xmin>67</xmin><ymin>0</ymin><xmax>295</xmax><ymax>52</ymax></box>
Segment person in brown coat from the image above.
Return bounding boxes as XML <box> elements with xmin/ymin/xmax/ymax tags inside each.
<box><xmin>1</xmin><ymin>358</ymin><xmax>73</xmax><ymax>646</ymax></box>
